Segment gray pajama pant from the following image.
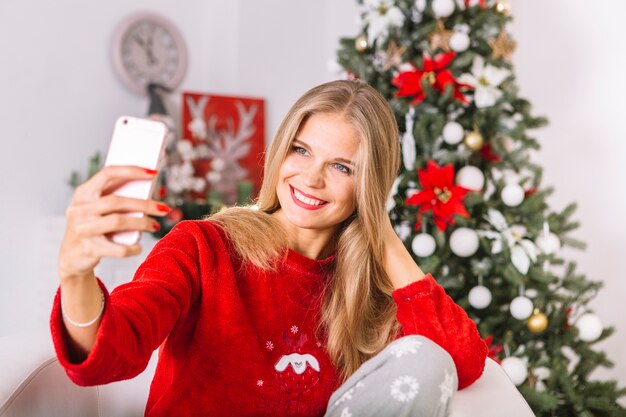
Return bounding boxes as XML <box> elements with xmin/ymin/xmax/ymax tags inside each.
<box><xmin>324</xmin><ymin>335</ymin><xmax>458</xmax><ymax>417</ymax></box>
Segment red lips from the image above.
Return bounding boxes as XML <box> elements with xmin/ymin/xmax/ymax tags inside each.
<box><xmin>289</xmin><ymin>185</ymin><xmax>328</xmax><ymax>211</ymax></box>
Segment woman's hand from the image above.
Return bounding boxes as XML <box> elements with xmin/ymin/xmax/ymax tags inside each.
<box><xmin>58</xmin><ymin>165</ymin><xmax>171</xmax><ymax>282</ymax></box>
<box><xmin>381</xmin><ymin>215</ymin><xmax>426</xmax><ymax>289</ymax></box>
<box><xmin>381</xmin><ymin>212</ymin><xmax>401</xmax><ymax>247</ymax></box>
<box><xmin>57</xmin><ymin>165</ymin><xmax>171</xmax><ymax>359</ymax></box>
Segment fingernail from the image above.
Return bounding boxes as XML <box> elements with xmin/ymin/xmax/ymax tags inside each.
<box><xmin>157</xmin><ymin>203</ymin><xmax>172</xmax><ymax>212</ymax></box>
<box><xmin>145</xmin><ymin>168</ymin><xmax>158</xmax><ymax>175</ymax></box>
<box><xmin>153</xmin><ymin>222</ymin><xmax>161</xmax><ymax>231</ymax></box>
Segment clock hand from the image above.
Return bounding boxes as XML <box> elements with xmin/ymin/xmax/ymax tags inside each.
<box><xmin>133</xmin><ymin>34</ymin><xmax>157</xmax><ymax>65</ymax></box>
<box><xmin>133</xmin><ymin>34</ymin><xmax>146</xmax><ymax>48</ymax></box>
<box><xmin>146</xmin><ymin>49</ymin><xmax>159</xmax><ymax>66</ymax></box>
<box><xmin>145</xmin><ymin>28</ymin><xmax>159</xmax><ymax>66</ymax></box>
<box><xmin>147</xmin><ymin>27</ymin><xmax>155</xmax><ymax>49</ymax></box>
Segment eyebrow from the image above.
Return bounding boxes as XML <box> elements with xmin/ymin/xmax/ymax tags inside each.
<box><xmin>293</xmin><ymin>139</ymin><xmax>355</xmax><ymax>167</ymax></box>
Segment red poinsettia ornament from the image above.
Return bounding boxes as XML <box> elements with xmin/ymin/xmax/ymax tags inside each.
<box><xmin>465</xmin><ymin>0</ymin><xmax>486</xmax><ymax>8</ymax></box>
<box><xmin>480</xmin><ymin>141</ymin><xmax>501</xmax><ymax>163</ymax></box>
<box><xmin>392</xmin><ymin>52</ymin><xmax>472</xmax><ymax>104</ymax></box>
<box><xmin>406</xmin><ymin>160</ymin><xmax>470</xmax><ymax>231</ymax></box>
<box><xmin>564</xmin><ymin>306</ymin><xmax>573</xmax><ymax>329</ymax></box>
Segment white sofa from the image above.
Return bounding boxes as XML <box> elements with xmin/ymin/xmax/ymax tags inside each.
<box><xmin>0</xmin><ymin>331</ymin><xmax>536</xmax><ymax>417</ymax></box>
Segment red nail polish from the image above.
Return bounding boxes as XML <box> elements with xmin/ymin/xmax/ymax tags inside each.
<box><xmin>153</xmin><ymin>222</ymin><xmax>161</xmax><ymax>231</ymax></box>
<box><xmin>157</xmin><ymin>203</ymin><xmax>171</xmax><ymax>212</ymax></box>
<box><xmin>145</xmin><ymin>168</ymin><xmax>158</xmax><ymax>175</ymax></box>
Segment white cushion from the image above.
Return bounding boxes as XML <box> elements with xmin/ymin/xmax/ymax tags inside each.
<box><xmin>450</xmin><ymin>357</ymin><xmax>535</xmax><ymax>417</ymax></box>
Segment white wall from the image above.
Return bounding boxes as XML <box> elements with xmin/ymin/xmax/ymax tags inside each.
<box><xmin>512</xmin><ymin>0</ymin><xmax>626</xmax><ymax>388</ymax></box>
<box><xmin>1</xmin><ymin>0</ymin><xmax>623</xmax><ymax>389</ymax></box>
<box><xmin>0</xmin><ymin>0</ymin><xmax>360</xmax><ymax>334</ymax></box>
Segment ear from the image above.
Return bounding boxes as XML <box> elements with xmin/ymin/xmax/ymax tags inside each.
<box><xmin>303</xmin><ymin>354</ymin><xmax>320</xmax><ymax>372</ymax></box>
<box><xmin>274</xmin><ymin>355</ymin><xmax>290</xmax><ymax>372</ymax></box>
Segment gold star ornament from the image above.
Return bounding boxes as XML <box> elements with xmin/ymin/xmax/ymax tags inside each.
<box><xmin>488</xmin><ymin>31</ymin><xmax>517</xmax><ymax>61</ymax></box>
<box><xmin>383</xmin><ymin>41</ymin><xmax>407</xmax><ymax>71</ymax></box>
<box><xmin>429</xmin><ymin>20</ymin><xmax>454</xmax><ymax>52</ymax></box>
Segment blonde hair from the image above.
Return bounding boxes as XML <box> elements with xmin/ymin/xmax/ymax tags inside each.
<box><xmin>209</xmin><ymin>79</ymin><xmax>401</xmax><ymax>381</ymax></box>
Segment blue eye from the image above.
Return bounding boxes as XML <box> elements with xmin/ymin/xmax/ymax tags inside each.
<box><xmin>292</xmin><ymin>146</ymin><xmax>308</xmax><ymax>155</ymax></box>
<box><xmin>333</xmin><ymin>163</ymin><xmax>352</xmax><ymax>175</ymax></box>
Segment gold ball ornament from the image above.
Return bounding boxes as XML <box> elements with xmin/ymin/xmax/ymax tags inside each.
<box><xmin>464</xmin><ymin>130</ymin><xmax>484</xmax><ymax>151</ymax></box>
<box><xmin>495</xmin><ymin>0</ymin><xmax>511</xmax><ymax>15</ymax></box>
<box><xmin>355</xmin><ymin>35</ymin><xmax>369</xmax><ymax>52</ymax></box>
<box><xmin>527</xmin><ymin>309</ymin><xmax>548</xmax><ymax>333</ymax></box>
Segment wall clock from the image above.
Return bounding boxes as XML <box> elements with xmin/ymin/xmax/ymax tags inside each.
<box><xmin>112</xmin><ymin>12</ymin><xmax>188</xmax><ymax>95</ymax></box>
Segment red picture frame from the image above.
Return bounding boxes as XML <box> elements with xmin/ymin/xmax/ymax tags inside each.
<box><xmin>182</xmin><ymin>92</ymin><xmax>266</xmax><ymax>205</ymax></box>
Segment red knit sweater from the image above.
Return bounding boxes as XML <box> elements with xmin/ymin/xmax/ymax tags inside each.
<box><xmin>51</xmin><ymin>220</ymin><xmax>487</xmax><ymax>417</ymax></box>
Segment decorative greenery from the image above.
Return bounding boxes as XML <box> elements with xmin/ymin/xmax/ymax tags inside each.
<box><xmin>68</xmin><ymin>152</ymin><xmax>102</xmax><ymax>189</ymax></box>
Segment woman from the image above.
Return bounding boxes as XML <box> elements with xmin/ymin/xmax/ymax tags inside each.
<box><xmin>53</xmin><ymin>80</ymin><xmax>487</xmax><ymax>416</ymax></box>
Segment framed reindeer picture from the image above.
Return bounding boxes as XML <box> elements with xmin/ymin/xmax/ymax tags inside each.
<box><xmin>181</xmin><ymin>92</ymin><xmax>265</xmax><ymax>205</ymax></box>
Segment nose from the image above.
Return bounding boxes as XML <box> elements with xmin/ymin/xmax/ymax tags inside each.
<box><xmin>302</xmin><ymin>163</ymin><xmax>325</xmax><ymax>188</ymax></box>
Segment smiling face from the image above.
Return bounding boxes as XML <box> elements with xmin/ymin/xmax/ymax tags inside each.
<box><xmin>274</xmin><ymin>112</ymin><xmax>360</xmax><ymax>243</ymax></box>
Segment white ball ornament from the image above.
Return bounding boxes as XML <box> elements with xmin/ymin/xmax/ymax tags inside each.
<box><xmin>442</xmin><ymin>121</ymin><xmax>464</xmax><ymax>145</ymax></box>
<box><xmin>394</xmin><ymin>222</ymin><xmax>412</xmax><ymax>242</ymax></box>
<box><xmin>510</xmin><ymin>296</ymin><xmax>534</xmax><ymax>320</ymax></box>
<box><xmin>501</xmin><ymin>357</ymin><xmax>528</xmax><ymax>386</ymax></box>
<box><xmin>525</xmin><ymin>288</ymin><xmax>539</xmax><ymax>299</ymax></box>
<box><xmin>450</xmin><ymin>32</ymin><xmax>470</xmax><ymax>52</ymax></box>
<box><xmin>411</xmin><ymin>233</ymin><xmax>437</xmax><ymax>257</ymax></box>
<box><xmin>534</xmin><ymin>366</ymin><xmax>551</xmax><ymax>381</ymax></box>
<box><xmin>468</xmin><ymin>285</ymin><xmax>492</xmax><ymax>309</ymax></box>
<box><xmin>449</xmin><ymin>227</ymin><xmax>480</xmax><ymax>257</ymax></box>
<box><xmin>501</xmin><ymin>184</ymin><xmax>525</xmax><ymax>207</ymax></box>
<box><xmin>536</xmin><ymin>232</ymin><xmax>561</xmax><ymax>255</ymax></box>
<box><xmin>575</xmin><ymin>313</ymin><xmax>603</xmax><ymax>342</ymax></box>
<box><xmin>432</xmin><ymin>0</ymin><xmax>456</xmax><ymax>18</ymax></box>
<box><xmin>456</xmin><ymin>166</ymin><xmax>485</xmax><ymax>191</ymax></box>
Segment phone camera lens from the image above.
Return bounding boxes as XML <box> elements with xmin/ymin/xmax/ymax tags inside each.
<box><xmin>123</xmin><ymin>119</ymin><xmax>128</xmax><ymax>125</ymax></box>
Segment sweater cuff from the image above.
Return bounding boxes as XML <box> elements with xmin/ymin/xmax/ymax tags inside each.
<box><xmin>391</xmin><ymin>273</ymin><xmax>436</xmax><ymax>302</ymax></box>
<box><xmin>50</xmin><ymin>278</ymin><xmax>113</xmax><ymax>384</ymax></box>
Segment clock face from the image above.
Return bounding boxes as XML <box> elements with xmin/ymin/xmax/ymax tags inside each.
<box><xmin>113</xmin><ymin>13</ymin><xmax>187</xmax><ymax>94</ymax></box>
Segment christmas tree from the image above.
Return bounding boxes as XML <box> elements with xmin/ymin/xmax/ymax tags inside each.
<box><xmin>335</xmin><ymin>0</ymin><xmax>626</xmax><ymax>415</ymax></box>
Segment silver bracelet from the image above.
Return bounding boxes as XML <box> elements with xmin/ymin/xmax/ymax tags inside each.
<box><xmin>61</xmin><ymin>288</ymin><xmax>105</xmax><ymax>328</ymax></box>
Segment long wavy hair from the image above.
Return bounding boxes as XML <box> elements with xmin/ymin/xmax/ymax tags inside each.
<box><xmin>209</xmin><ymin>79</ymin><xmax>401</xmax><ymax>381</ymax></box>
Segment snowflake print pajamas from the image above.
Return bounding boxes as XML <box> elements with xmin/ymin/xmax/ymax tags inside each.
<box><xmin>324</xmin><ymin>335</ymin><xmax>458</xmax><ymax>417</ymax></box>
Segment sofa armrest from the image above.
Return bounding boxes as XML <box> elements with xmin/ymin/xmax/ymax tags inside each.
<box><xmin>0</xmin><ymin>331</ymin><xmax>99</xmax><ymax>417</ymax></box>
<box><xmin>0</xmin><ymin>331</ymin><xmax>156</xmax><ymax>417</ymax></box>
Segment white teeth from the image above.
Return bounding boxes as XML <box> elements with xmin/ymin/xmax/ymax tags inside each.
<box><xmin>293</xmin><ymin>188</ymin><xmax>325</xmax><ymax>206</ymax></box>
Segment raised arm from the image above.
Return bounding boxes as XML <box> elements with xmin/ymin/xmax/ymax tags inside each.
<box><xmin>57</xmin><ymin>166</ymin><xmax>170</xmax><ymax>361</ymax></box>
<box><xmin>382</xmin><ymin>217</ymin><xmax>488</xmax><ymax>389</ymax></box>
<box><xmin>52</xmin><ymin>219</ymin><xmax>210</xmax><ymax>386</ymax></box>
<box><xmin>381</xmin><ymin>218</ymin><xmax>427</xmax><ymax>289</ymax></box>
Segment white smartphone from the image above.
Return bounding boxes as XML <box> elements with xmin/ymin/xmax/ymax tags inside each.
<box><xmin>104</xmin><ymin>116</ymin><xmax>168</xmax><ymax>246</ymax></box>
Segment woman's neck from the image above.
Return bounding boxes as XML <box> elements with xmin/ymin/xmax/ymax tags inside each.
<box><xmin>291</xmin><ymin>234</ymin><xmax>337</xmax><ymax>260</ymax></box>
<box><xmin>271</xmin><ymin>210</ymin><xmax>338</xmax><ymax>260</ymax></box>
